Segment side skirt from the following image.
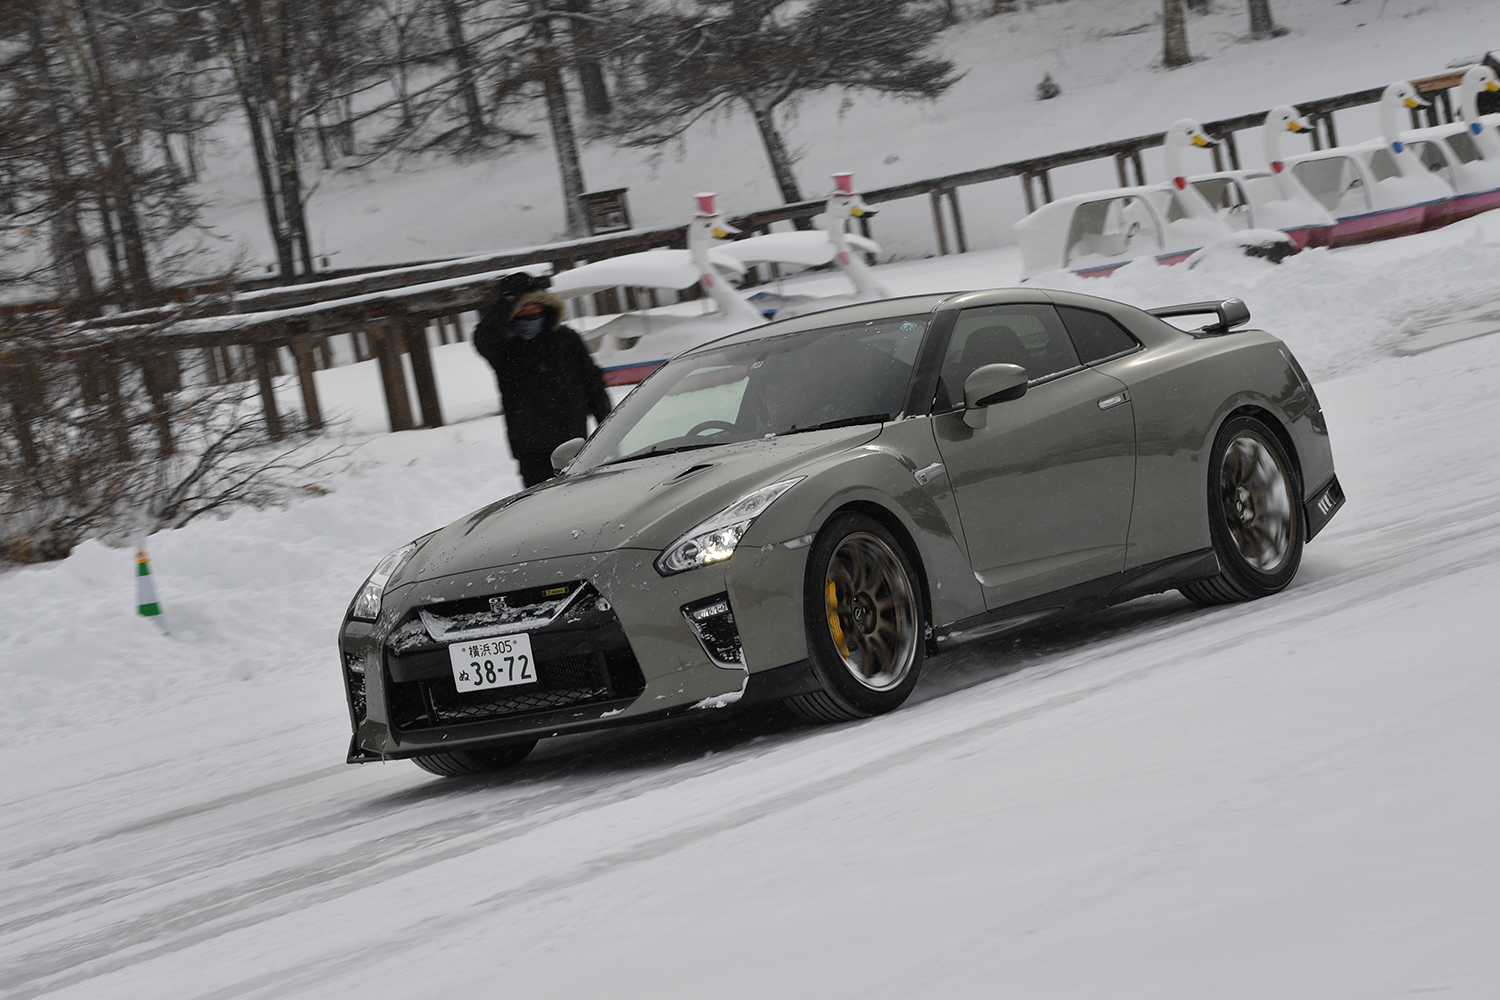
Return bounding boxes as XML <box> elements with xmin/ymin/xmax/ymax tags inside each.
<box><xmin>931</xmin><ymin>548</ymin><xmax>1220</xmax><ymax>652</ymax></box>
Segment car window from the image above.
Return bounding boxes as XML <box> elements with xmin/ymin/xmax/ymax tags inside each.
<box><xmin>1055</xmin><ymin>306</ymin><xmax>1140</xmax><ymax>364</ymax></box>
<box><xmin>936</xmin><ymin>304</ymin><xmax>1081</xmax><ymax>410</ymax></box>
<box><xmin>573</xmin><ymin>315</ymin><xmax>928</xmax><ymax>469</ymax></box>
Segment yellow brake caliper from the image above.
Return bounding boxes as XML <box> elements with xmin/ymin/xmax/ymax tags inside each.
<box><xmin>826</xmin><ymin>579</ymin><xmax>851</xmax><ymax>658</ymax></box>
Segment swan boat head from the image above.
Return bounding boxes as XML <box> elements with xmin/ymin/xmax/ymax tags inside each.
<box><xmin>1263</xmin><ymin>105</ymin><xmax>1313</xmax><ymax>174</ymax></box>
<box><xmin>826</xmin><ymin>172</ymin><xmax>873</xmax><ymax>223</ymax></box>
<box><xmin>1381</xmin><ymin>81</ymin><xmax>1430</xmax><ymax>155</ymax></box>
<box><xmin>1163</xmin><ymin>119</ymin><xmax>1218</xmax><ymax>188</ymax></box>
<box><xmin>1460</xmin><ymin>64</ymin><xmax>1500</xmax><ymax>134</ymax></box>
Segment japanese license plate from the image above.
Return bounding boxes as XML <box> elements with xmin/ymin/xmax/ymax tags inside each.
<box><xmin>448</xmin><ymin>634</ymin><xmax>537</xmax><ymax>692</ymax></box>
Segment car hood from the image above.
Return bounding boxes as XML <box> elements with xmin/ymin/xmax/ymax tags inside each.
<box><xmin>401</xmin><ymin>425</ymin><xmax>882</xmax><ymax>584</ymax></box>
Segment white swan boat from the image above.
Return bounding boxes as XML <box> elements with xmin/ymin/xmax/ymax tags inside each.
<box><xmin>1185</xmin><ymin>105</ymin><xmax>1337</xmax><ymax>249</ymax></box>
<box><xmin>1398</xmin><ymin>65</ymin><xmax>1500</xmax><ymax>226</ymax></box>
<box><xmin>714</xmin><ymin>172</ymin><xmax>890</xmax><ymax>314</ymax></box>
<box><xmin>1282</xmin><ymin>81</ymin><xmax>1454</xmax><ymax>246</ymax></box>
<box><xmin>547</xmin><ymin>193</ymin><xmax>767</xmax><ymax>383</ymax></box>
<box><xmin>1015</xmin><ymin>119</ymin><xmax>1238</xmax><ymax>278</ymax></box>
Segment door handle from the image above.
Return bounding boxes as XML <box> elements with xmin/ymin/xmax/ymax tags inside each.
<box><xmin>1097</xmin><ymin>391</ymin><xmax>1130</xmax><ymax>410</ymax></box>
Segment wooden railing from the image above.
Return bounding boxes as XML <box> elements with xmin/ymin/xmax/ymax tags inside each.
<box><xmin>7</xmin><ymin>64</ymin><xmax>1481</xmax><ymax>452</ymax></box>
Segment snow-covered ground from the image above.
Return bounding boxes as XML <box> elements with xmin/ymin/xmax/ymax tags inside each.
<box><xmin>5</xmin><ymin>208</ymin><xmax>1500</xmax><ymax>999</ymax></box>
<box><xmin>7</xmin><ymin>3</ymin><xmax>1500</xmax><ymax>995</ymax></box>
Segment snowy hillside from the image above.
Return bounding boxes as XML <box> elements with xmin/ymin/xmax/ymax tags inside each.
<box><xmin>5</xmin><ymin>2</ymin><xmax>1500</xmax><ymax>996</ymax></box>
<box><xmin>192</xmin><ymin>0</ymin><xmax>1500</xmax><ymax>269</ymax></box>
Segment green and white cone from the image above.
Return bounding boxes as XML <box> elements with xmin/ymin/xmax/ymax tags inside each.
<box><xmin>136</xmin><ymin>548</ymin><xmax>169</xmax><ymax>636</ymax></box>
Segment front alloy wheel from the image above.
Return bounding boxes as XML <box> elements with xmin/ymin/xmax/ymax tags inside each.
<box><xmin>789</xmin><ymin>513</ymin><xmax>925</xmax><ymax>723</ymax></box>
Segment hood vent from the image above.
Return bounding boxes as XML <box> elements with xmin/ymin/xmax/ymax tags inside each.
<box><xmin>664</xmin><ymin>462</ymin><xmax>718</xmax><ymax>485</ymax></box>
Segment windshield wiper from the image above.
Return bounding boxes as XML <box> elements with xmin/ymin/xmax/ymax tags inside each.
<box><xmin>784</xmin><ymin>413</ymin><xmax>890</xmax><ymax>435</ymax></box>
<box><xmin>596</xmin><ymin>441</ymin><xmax>725</xmax><ymax>468</ymax></box>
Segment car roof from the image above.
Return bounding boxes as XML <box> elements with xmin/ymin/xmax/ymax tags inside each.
<box><xmin>686</xmin><ymin>289</ymin><xmax>1065</xmax><ymax>354</ymax></box>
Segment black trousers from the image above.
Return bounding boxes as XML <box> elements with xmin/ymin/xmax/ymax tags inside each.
<box><xmin>516</xmin><ymin>452</ymin><xmax>554</xmax><ymax>488</ymax></box>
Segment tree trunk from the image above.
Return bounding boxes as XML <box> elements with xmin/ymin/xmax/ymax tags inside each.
<box><xmin>23</xmin><ymin>6</ymin><xmax>97</xmax><ymax>308</ymax></box>
<box><xmin>441</xmin><ymin>0</ymin><xmax>488</xmax><ymax>140</ymax></box>
<box><xmin>243</xmin><ymin>86</ymin><xmax>295</xmax><ymax>279</ymax></box>
<box><xmin>71</xmin><ymin>0</ymin><xmax>154</xmax><ymax>304</ymax></box>
<box><xmin>222</xmin><ymin>0</ymin><xmax>295</xmax><ymax>280</ymax></box>
<box><xmin>264</xmin><ymin>0</ymin><xmax>314</xmax><ymax>276</ymax></box>
<box><xmin>534</xmin><ymin>9</ymin><xmax>588</xmax><ymax>236</ymax></box>
<box><xmin>564</xmin><ymin>0</ymin><xmax>611</xmax><ymax>118</ymax></box>
<box><xmin>749</xmin><ymin>101</ymin><xmax>804</xmax><ymax>204</ymax></box>
<box><xmin>1247</xmin><ymin>0</ymin><xmax>1277</xmax><ymax>39</ymax></box>
<box><xmin>1162</xmin><ymin>0</ymin><xmax>1191</xmax><ymax>67</ymax></box>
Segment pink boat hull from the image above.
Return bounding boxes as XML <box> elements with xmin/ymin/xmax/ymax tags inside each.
<box><xmin>1329</xmin><ymin>203</ymin><xmax>1432</xmax><ymax>247</ymax></box>
<box><xmin>1432</xmin><ymin>187</ymin><xmax>1500</xmax><ymax>226</ymax></box>
<box><xmin>602</xmin><ymin>360</ymin><xmax>664</xmax><ymax>386</ymax></box>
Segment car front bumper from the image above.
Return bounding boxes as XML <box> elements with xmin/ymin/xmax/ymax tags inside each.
<box><xmin>339</xmin><ymin>542</ymin><xmax>810</xmax><ymax>762</ymax></box>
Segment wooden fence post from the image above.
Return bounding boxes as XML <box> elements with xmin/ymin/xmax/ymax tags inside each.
<box><xmin>403</xmin><ymin>320</ymin><xmax>444</xmax><ymax>428</ymax></box>
<box><xmin>369</xmin><ymin>322</ymin><xmax>414</xmax><ymax>432</ymax></box>
<box><xmin>252</xmin><ymin>341</ymin><xmax>284</xmax><ymax>441</ymax></box>
<box><xmin>84</xmin><ymin>347</ymin><xmax>133</xmax><ymax>461</ymax></box>
<box><xmin>140</xmin><ymin>349</ymin><xmax>175</xmax><ymax>456</ymax></box>
<box><xmin>288</xmin><ymin>337</ymin><xmax>324</xmax><ymax>431</ymax></box>
<box><xmin>2</xmin><ymin>349</ymin><xmax>43</xmax><ymax>469</ymax></box>
<box><xmin>947</xmin><ymin>188</ymin><xmax>969</xmax><ymax>254</ymax></box>
<box><xmin>1224</xmin><ymin>130</ymin><xmax>1242</xmax><ymax>170</ymax></box>
<box><xmin>930</xmin><ymin>188</ymin><xmax>950</xmax><ymax>255</ymax></box>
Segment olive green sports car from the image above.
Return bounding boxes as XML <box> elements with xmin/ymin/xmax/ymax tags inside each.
<box><xmin>339</xmin><ymin>288</ymin><xmax>1343</xmax><ymax>776</ymax></box>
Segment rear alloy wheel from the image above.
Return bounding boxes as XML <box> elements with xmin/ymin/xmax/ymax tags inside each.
<box><xmin>411</xmin><ymin>740</ymin><xmax>537</xmax><ymax>777</ymax></box>
<box><xmin>787</xmin><ymin>513</ymin><xmax>925</xmax><ymax>723</ymax></box>
<box><xmin>1182</xmin><ymin>415</ymin><xmax>1303</xmax><ymax>606</ymax></box>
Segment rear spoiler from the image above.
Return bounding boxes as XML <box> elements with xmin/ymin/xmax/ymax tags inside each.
<box><xmin>1146</xmin><ymin>298</ymin><xmax>1250</xmax><ymax>334</ymax></box>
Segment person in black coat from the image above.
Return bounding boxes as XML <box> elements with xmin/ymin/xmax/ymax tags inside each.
<box><xmin>473</xmin><ymin>272</ymin><xmax>612</xmax><ymax>487</ymax></box>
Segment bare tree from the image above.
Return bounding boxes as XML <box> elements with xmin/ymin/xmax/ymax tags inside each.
<box><xmin>1</xmin><ymin>297</ymin><xmax>343</xmax><ymax>564</ymax></box>
<box><xmin>606</xmin><ymin>0</ymin><xmax>959</xmax><ymax>205</ymax></box>
<box><xmin>1247</xmin><ymin>0</ymin><xmax>1284</xmax><ymax>40</ymax></box>
<box><xmin>1163</xmin><ymin>0</ymin><xmax>1191</xmax><ymax>67</ymax></box>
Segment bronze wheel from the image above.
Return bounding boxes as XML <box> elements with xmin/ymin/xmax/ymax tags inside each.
<box><xmin>789</xmin><ymin>513</ymin><xmax>925</xmax><ymax>723</ymax></box>
<box><xmin>823</xmin><ymin>531</ymin><xmax>920</xmax><ymax>692</ymax></box>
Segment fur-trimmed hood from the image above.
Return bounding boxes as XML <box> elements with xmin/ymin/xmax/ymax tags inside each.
<box><xmin>508</xmin><ymin>290</ymin><xmax>567</xmax><ymax>334</ymax></box>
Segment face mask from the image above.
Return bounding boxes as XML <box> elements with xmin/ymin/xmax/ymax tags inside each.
<box><xmin>512</xmin><ymin>313</ymin><xmax>547</xmax><ymax>340</ymax></box>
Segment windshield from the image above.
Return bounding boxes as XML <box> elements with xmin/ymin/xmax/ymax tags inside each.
<box><xmin>572</xmin><ymin>314</ymin><xmax>930</xmax><ymax>471</ymax></box>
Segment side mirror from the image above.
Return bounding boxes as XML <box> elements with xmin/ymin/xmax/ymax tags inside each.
<box><xmin>550</xmin><ymin>436</ymin><xmax>585</xmax><ymax>473</ymax></box>
<box><xmin>962</xmin><ymin>363</ymin><xmax>1028</xmax><ymax>429</ymax></box>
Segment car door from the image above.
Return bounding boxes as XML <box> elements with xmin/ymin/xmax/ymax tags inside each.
<box><xmin>930</xmin><ymin>302</ymin><xmax>1137</xmax><ymax>609</ymax></box>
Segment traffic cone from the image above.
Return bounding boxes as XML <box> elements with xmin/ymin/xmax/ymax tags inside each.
<box><xmin>136</xmin><ymin>548</ymin><xmax>169</xmax><ymax>636</ymax></box>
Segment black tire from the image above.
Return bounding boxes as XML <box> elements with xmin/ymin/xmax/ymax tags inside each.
<box><xmin>411</xmin><ymin>740</ymin><xmax>538</xmax><ymax>777</ymax></box>
<box><xmin>1181</xmin><ymin>414</ymin><xmax>1304</xmax><ymax>606</ymax></box>
<box><xmin>786</xmin><ymin>512</ymin><xmax>925</xmax><ymax>723</ymax></box>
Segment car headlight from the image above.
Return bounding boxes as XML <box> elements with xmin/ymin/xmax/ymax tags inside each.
<box><xmin>655</xmin><ymin>478</ymin><xmax>803</xmax><ymax>576</ymax></box>
<box><xmin>351</xmin><ymin>541</ymin><xmax>421</xmax><ymax>620</ymax></box>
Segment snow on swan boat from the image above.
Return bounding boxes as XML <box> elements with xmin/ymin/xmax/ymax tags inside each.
<box><xmin>715</xmin><ymin>172</ymin><xmax>890</xmax><ymax>314</ymax></box>
<box><xmin>1186</xmin><ymin>105</ymin><xmax>1336</xmax><ymax>249</ymax></box>
<box><xmin>547</xmin><ymin>193</ymin><xmax>767</xmax><ymax>383</ymax></box>
<box><xmin>1015</xmin><ymin>119</ymin><xmax>1238</xmax><ymax>279</ymax></box>
<box><xmin>1398</xmin><ymin>65</ymin><xmax>1500</xmax><ymax>226</ymax></box>
<box><xmin>1282</xmin><ymin>81</ymin><xmax>1453</xmax><ymax>246</ymax></box>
